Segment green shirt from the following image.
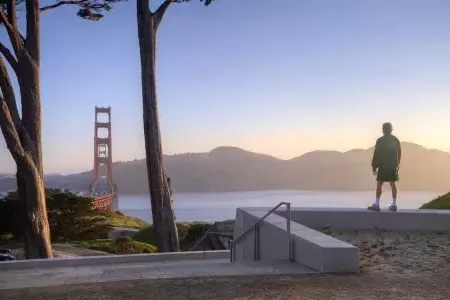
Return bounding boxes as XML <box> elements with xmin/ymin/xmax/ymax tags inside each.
<box><xmin>371</xmin><ymin>134</ymin><xmax>401</xmax><ymax>170</ymax></box>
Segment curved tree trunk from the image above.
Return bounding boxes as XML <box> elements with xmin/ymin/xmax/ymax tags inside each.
<box><xmin>137</xmin><ymin>0</ymin><xmax>180</xmax><ymax>252</ymax></box>
<box><xmin>16</xmin><ymin>162</ymin><xmax>52</xmax><ymax>258</ymax></box>
<box><xmin>17</xmin><ymin>62</ymin><xmax>52</xmax><ymax>259</ymax></box>
<box><xmin>0</xmin><ymin>0</ymin><xmax>52</xmax><ymax>259</ymax></box>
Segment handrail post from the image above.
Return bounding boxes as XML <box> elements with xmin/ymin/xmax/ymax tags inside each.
<box><xmin>254</xmin><ymin>223</ymin><xmax>260</xmax><ymax>260</ymax></box>
<box><xmin>286</xmin><ymin>202</ymin><xmax>293</xmax><ymax>262</ymax></box>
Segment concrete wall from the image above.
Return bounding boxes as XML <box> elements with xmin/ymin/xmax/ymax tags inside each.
<box><xmin>276</xmin><ymin>208</ymin><xmax>450</xmax><ymax>231</ymax></box>
<box><xmin>0</xmin><ymin>250</ymin><xmax>230</xmax><ymax>271</ymax></box>
<box><xmin>233</xmin><ymin>208</ymin><xmax>358</xmax><ymax>273</ymax></box>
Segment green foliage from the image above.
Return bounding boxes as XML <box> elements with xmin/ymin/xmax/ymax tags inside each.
<box><xmin>0</xmin><ymin>193</ymin><xmax>20</xmax><ymax>238</ymax></box>
<box><xmin>133</xmin><ymin>222</ymin><xmax>211</xmax><ymax>250</ymax></box>
<box><xmin>74</xmin><ymin>0</ymin><xmax>124</xmax><ymax>21</ymax></box>
<box><xmin>132</xmin><ymin>227</ymin><xmax>155</xmax><ymax>245</ymax></box>
<box><xmin>98</xmin><ymin>210</ymin><xmax>149</xmax><ymax>229</ymax></box>
<box><xmin>0</xmin><ymin>0</ymin><xmax>125</xmax><ymax>21</ymax></box>
<box><xmin>420</xmin><ymin>192</ymin><xmax>450</xmax><ymax>210</ymax></box>
<box><xmin>0</xmin><ymin>233</ymin><xmax>14</xmax><ymax>245</ymax></box>
<box><xmin>76</xmin><ymin>237</ymin><xmax>156</xmax><ymax>254</ymax></box>
<box><xmin>174</xmin><ymin>0</ymin><xmax>215</xmax><ymax>6</ymax></box>
<box><xmin>0</xmin><ymin>189</ymin><xmax>150</xmax><ymax>243</ymax></box>
<box><xmin>46</xmin><ymin>189</ymin><xmax>113</xmax><ymax>241</ymax></box>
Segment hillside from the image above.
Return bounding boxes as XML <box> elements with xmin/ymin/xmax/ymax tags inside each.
<box><xmin>1</xmin><ymin>142</ymin><xmax>449</xmax><ymax>193</ymax></box>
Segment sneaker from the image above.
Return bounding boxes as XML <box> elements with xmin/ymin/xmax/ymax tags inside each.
<box><xmin>389</xmin><ymin>205</ymin><xmax>397</xmax><ymax>212</ymax></box>
<box><xmin>367</xmin><ymin>204</ymin><xmax>380</xmax><ymax>212</ymax></box>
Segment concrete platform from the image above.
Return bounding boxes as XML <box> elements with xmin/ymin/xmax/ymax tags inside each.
<box><xmin>276</xmin><ymin>207</ymin><xmax>450</xmax><ymax>231</ymax></box>
<box><xmin>233</xmin><ymin>207</ymin><xmax>450</xmax><ymax>274</ymax></box>
<box><xmin>0</xmin><ymin>258</ymin><xmax>316</xmax><ymax>290</ymax></box>
<box><xmin>234</xmin><ymin>208</ymin><xmax>358</xmax><ymax>273</ymax></box>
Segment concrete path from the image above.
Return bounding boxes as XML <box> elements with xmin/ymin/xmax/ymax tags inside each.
<box><xmin>0</xmin><ymin>258</ymin><xmax>316</xmax><ymax>290</ymax></box>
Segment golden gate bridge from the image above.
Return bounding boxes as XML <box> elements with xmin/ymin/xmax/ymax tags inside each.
<box><xmin>86</xmin><ymin>106</ymin><xmax>117</xmax><ymax>210</ymax></box>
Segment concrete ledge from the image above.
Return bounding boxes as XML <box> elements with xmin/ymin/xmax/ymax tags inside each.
<box><xmin>233</xmin><ymin>208</ymin><xmax>358</xmax><ymax>273</ymax></box>
<box><xmin>204</xmin><ymin>250</ymin><xmax>230</xmax><ymax>260</ymax></box>
<box><xmin>0</xmin><ymin>250</ymin><xmax>230</xmax><ymax>271</ymax></box>
<box><xmin>275</xmin><ymin>208</ymin><xmax>450</xmax><ymax>231</ymax></box>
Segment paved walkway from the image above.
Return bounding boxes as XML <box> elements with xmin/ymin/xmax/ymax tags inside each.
<box><xmin>0</xmin><ymin>258</ymin><xmax>315</xmax><ymax>290</ymax></box>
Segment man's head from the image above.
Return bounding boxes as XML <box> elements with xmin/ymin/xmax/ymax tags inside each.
<box><xmin>382</xmin><ymin>122</ymin><xmax>393</xmax><ymax>135</ymax></box>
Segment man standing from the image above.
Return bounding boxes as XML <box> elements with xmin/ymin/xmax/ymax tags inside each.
<box><xmin>368</xmin><ymin>122</ymin><xmax>401</xmax><ymax>212</ymax></box>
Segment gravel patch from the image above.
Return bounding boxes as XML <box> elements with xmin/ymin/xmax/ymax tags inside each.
<box><xmin>319</xmin><ymin>229</ymin><xmax>450</xmax><ymax>277</ymax></box>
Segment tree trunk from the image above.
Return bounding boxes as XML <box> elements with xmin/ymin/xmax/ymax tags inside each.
<box><xmin>137</xmin><ymin>0</ymin><xmax>180</xmax><ymax>252</ymax></box>
<box><xmin>16</xmin><ymin>162</ymin><xmax>52</xmax><ymax>258</ymax></box>
<box><xmin>0</xmin><ymin>0</ymin><xmax>52</xmax><ymax>258</ymax></box>
<box><xmin>16</xmin><ymin>58</ymin><xmax>52</xmax><ymax>259</ymax></box>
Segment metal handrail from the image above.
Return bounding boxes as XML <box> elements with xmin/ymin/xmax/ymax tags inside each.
<box><xmin>230</xmin><ymin>202</ymin><xmax>293</xmax><ymax>263</ymax></box>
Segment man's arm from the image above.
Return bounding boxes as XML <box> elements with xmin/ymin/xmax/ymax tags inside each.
<box><xmin>397</xmin><ymin>138</ymin><xmax>401</xmax><ymax>167</ymax></box>
<box><xmin>372</xmin><ymin>139</ymin><xmax>380</xmax><ymax>171</ymax></box>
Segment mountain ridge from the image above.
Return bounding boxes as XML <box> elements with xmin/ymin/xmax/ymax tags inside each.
<box><xmin>0</xmin><ymin>142</ymin><xmax>449</xmax><ymax>193</ymax></box>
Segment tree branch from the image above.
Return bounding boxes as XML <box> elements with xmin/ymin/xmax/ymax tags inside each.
<box><xmin>25</xmin><ymin>0</ymin><xmax>40</xmax><ymax>60</ymax></box>
<box><xmin>0</xmin><ymin>55</ymin><xmax>21</xmax><ymax>135</ymax></box>
<box><xmin>153</xmin><ymin>0</ymin><xmax>172</xmax><ymax>30</ymax></box>
<box><xmin>0</xmin><ymin>8</ymin><xmax>22</xmax><ymax>57</ymax></box>
<box><xmin>0</xmin><ymin>98</ymin><xmax>37</xmax><ymax>174</ymax></box>
<box><xmin>0</xmin><ymin>42</ymin><xmax>18</xmax><ymax>72</ymax></box>
<box><xmin>0</xmin><ymin>98</ymin><xmax>26</xmax><ymax>164</ymax></box>
<box><xmin>40</xmin><ymin>0</ymin><xmax>87</xmax><ymax>12</ymax></box>
<box><xmin>6</xmin><ymin>0</ymin><xmax>18</xmax><ymax>29</ymax></box>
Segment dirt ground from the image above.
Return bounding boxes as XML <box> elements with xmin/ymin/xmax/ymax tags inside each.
<box><xmin>1</xmin><ymin>274</ymin><xmax>449</xmax><ymax>300</ymax></box>
<box><xmin>1</xmin><ymin>229</ymin><xmax>450</xmax><ymax>300</ymax></box>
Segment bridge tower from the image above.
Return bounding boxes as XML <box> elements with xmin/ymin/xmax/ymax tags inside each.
<box><xmin>90</xmin><ymin>106</ymin><xmax>117</xmax><ymax>210</ymax></box>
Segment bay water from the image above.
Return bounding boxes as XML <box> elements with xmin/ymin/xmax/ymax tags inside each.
<box><xmin>119</xmin><ymin>190</ymin><xmax>441</xmax><ymax>223</ymax></box>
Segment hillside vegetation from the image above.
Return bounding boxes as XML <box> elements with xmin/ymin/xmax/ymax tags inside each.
<box><xmin>420</xmin><ymin>192</ymin><xmax>450</xmax><ymax>210</ymax></box>
<box><xmin>133</xmin><ymin>222</ymin><xmax>212</xmax><ymax>250</ymax></box>
<box><xmin>99</xmin><ymin>211</ymin><xmax>149</xmax><ymax>229</ymax></box>
<box><xmin>0</xmin><ymin>189</ymin><xmax>154</xmax><ymax>255</ymax></box>
<box><xmin>76</xmin><ymin>237</ymin><xmax>157</xmax><ymax>254</ymax></box>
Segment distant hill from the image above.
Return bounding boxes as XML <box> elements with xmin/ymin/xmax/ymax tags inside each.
<box><xmin>1</xmin><ymin>142</ymin><xmax>449</xmax><ymax>193</ymax></box>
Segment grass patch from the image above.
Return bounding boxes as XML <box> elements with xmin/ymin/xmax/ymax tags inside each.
<box><xmin>76</xmin><ymin>237</ymin><xmax>156</xmax><ymax>254</ymax></box>
<box><xmin>98</xmin><ymin>211</ymin><xmax>149</xmax><ymax>229</ymax></box>
<box><xmin>133</xmin><ymin>222</ymin><xmax>212</xmax><ymax>250</ymax></box>
<box><xmin>0</xmin><ymin>233</ymin><xmax>22</xmax><ymax>249</ymax></box>
<box><xmin>420</xmin><ymin>192</ymin><xmax>450</xmax><ymax>210</ymax></box>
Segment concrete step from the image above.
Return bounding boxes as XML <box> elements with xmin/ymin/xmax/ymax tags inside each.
<box><xmin>0</xmin><ymin>258</ymin><xmax>316</xmax><ymax>290</ymax></box>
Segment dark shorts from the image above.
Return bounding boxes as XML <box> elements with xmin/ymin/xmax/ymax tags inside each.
<box><xmin>377</xmin><ymin>167</ymin><xmax>399</xmax><ymax>182</ymax></box>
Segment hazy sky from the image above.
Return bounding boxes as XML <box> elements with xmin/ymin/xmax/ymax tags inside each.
<box><xmin>1</xmin><ymin>0</ymin><xmax>450</xmax><ymax>174</ymax></box>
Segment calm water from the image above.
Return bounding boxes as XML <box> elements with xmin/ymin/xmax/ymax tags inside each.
<box><xmin>118</xmin><ymin>190</ymin><xmax>441</xmax><ymax>223</ymax></box>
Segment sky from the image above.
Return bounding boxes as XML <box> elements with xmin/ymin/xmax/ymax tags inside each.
<box><xmin>1</xmin><ymin>0</ymin><xmax>450</xmax><ymax>174</ymax></box>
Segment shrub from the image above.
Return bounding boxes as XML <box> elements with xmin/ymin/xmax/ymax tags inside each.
<box><xmin>98</xmin><ymin>210</ymin><xmax>148</xmax><ymax>229</ymax></box>
<box><xmin>76</xmin><ymin>238</ymin><xmax>156</xmax><ymax>254</ymax></box>
<box><xmin>0</xmin><ymin>189</ymin><xmax>113</xmax><ymax>242</ymax></box>
<box><xmin>0</xmin><ymin>233</ymin><xmax>14</xmax><ymax>245</ymax></box>
<box><xmin>420</xmin><ymin>192</ymin><xmax>450</xmax><ymax>210</ymax></box>
<box><xmin>133</xmin><ymin>222</ymin><xmax>212</xmax><ymax>250</ymax></box>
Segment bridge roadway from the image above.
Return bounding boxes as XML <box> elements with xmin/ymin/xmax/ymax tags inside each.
<box><xmin>92</xmin><ymin>193</ymin><xmax>114</xmax><ymax>210</ymax></box>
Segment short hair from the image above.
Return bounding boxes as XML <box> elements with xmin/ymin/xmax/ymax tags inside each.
<box><xmin>382</xmin><ymin>122</ymin><xmax>393</xmax><ymax>133</ymax></box>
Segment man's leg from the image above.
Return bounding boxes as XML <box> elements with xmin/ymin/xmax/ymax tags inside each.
<box><xmin>368</xmin><ymin>181</ymin><xmax>383</xmax><ymax>211</ymax></box>
<box><xmin>389</xmin><ymin>181</ymin><xmax>397</xmax><ymax>211</ymax></box>
<box><xmin>376</xmin><ymin>181</ymin><xmax>383</xmax><ymax>206</ymax></box>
